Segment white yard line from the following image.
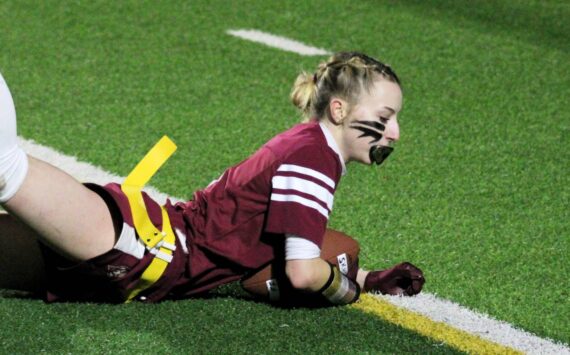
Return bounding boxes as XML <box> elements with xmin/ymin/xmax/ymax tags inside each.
<box><xmin>18</xmin><ymin>138</ymin><xmax>177</xmax><ymax>205</ymax></box>
<box><xmin>227</xmin><ymin>29</ymin><xmax>331</xmax><ymax>56</ymax></box>
<box><xmin>18</xmin><ymin>137</ymin><xmax>569</xmax><ymax>354</ymax></box>
<box><xmin>382</xmin><ymin>293</ymin><xmax>569</xmax><ymax>354</ymax></box>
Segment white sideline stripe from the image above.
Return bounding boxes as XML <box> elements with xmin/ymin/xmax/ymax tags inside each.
<box><xmin>18</xmin><ymin>138</ymin><xmax>181</xmax><ymax>205</ymax></box>
<box><xmin>227</xmin><ymin>29</ymin><xmax>331</xmax><ymax>56</ymax></box>
<box><xmin>272</xmin><ymin>175</ymin><xmax>333</xmax><ymax>210</ymax></box>
<box><xmin>270</xmin><ymin>193</ymin><xmax>329</xmax><ymax>219</ymax></box>
<box><xmin>17</xmin><ymin>137</ymin><xmax>570</xmax><ymax>353</ymax></box>
<box><xmin>379</xmin><ymin>293</ymin><xmax>570</xmax><ymax>354</ymax></box>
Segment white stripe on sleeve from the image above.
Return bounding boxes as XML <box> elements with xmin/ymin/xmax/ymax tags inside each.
<box><xmin>272</xmin><ymin>175</ymin><xmax>334</xmax><ymax>210</ymax></box>
<box><xmin>270</xmin><ymin>193</ymin><xmax>329</xmax><ymax>218</ymax></box>
<box><xmin>276</xmin><ymin>164</ymin><xmax>335</xmax><ymax>189</ymax></box>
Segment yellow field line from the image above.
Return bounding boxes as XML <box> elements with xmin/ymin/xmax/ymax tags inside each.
<box><xmin>351</xmin><ymin>294</ymin><xmax>522</xmax><ymax>355</ymax></box>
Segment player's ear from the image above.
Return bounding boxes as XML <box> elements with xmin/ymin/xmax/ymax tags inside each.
<box><xmin>328</xmin><ymin>97</ymin><xmax>349</xmax><ymax>125</ymax></box>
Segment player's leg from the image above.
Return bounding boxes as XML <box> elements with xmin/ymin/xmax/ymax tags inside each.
<box><xmin>3</xmin><ymin>157</ymin><xmax>117</xmax><ymax>261</ymax></box>
<box><xmin>0</xmin><ymin>72</ymin><xmax>117</xmax><ymax>262</ymax></box>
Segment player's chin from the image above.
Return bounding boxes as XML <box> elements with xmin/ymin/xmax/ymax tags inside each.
<box><xmin>347</xmin><ymin>157</ymin><xmax>369</xmax><ymax>166</ymax></box>
<box><xmin>352</xmin><ymin>157</ymin><xmax>371</xmax><ymax>165</ymax></box>
<box><xmin>353</xmin><ymin>152</ymin><xmax>374</xmax><ymax>165</ymax></box>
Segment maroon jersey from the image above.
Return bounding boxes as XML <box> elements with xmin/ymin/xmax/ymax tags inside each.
<box><xmin>42</xmin><ymin>122</ymin><xmax>346</xmax><ymax>303</ymax></box>
<box><xmin>174</xmin><ymin>121</ymin><xmax>346</xmax><ymax>296</ymax></box>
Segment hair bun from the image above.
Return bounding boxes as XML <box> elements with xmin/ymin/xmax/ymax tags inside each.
<box><xmin>290</xmin><ymin>71</ymin><xmax>317</xmax><ymax>118</ymax></box>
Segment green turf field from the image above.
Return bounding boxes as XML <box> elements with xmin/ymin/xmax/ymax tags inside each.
<box><xmin>1</xmin><ymin>0</ymin><xmax>568</xmax><ymax>353</ymax></box>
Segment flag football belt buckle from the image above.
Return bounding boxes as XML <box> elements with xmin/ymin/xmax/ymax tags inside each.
<box><xmin>121</xmin><ymin>136</ymin><xmax>177</xmax><ymax>302</ymax></box>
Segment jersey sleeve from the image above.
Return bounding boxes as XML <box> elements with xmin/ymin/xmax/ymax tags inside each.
<box><xmin>264</xmin><ymin>145</ymin><xmax>341</xmax><ymax>247</ymax></box>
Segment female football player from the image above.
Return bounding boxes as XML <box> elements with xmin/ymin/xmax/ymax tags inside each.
<box><xmin>0</xmin><ymin>52</ymin><xmax>424</xmax><ymax>304</ymax></box>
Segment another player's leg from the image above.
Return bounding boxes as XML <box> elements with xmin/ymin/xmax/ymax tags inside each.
<box><xmin>0</xmin><ymin>72</ymin><xmax>117</xmax><ymax>262</ymax></box>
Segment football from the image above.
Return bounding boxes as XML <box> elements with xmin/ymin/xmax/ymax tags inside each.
<box><xmin>240</xmin><ymin>229</ymin><xmax>360</xmax><ymax>299</ymax></box>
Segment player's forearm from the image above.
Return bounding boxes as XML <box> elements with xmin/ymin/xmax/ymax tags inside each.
<box><xmin>285</xmin><ymin>258</ymin><xmax>332</xmax><ymax>292</ymax></box>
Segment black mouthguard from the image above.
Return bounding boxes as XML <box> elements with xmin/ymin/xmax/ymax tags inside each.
<box><xmin>369</xmin><ymin>145</ymin><xmax>394</xmax><ymax>165</ymax></box>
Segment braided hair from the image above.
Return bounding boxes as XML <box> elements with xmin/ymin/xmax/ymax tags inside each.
<box><xmin>290</xmin><ymin>52</ymin><xmax>400</xmax><ymax>121</ymax></box>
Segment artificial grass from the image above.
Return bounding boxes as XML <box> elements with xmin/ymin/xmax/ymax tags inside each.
<box><xmin>0</xmin><ymin>288</ymin><xmax>462</xmax><ymax>354</ymax></box>
<box><xmin>0</xmin><ymin>0</ymin><xmax>568</xmax><ymax>350</ymax></box>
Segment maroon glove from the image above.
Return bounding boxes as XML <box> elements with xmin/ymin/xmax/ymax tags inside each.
<box><xmin>364</xmin><ymin>262</ymin><xmax>425</xmax><ymax>296</ymax></box>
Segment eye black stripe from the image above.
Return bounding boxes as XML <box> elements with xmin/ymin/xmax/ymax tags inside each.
<box><xmin>350</xmin><ymin>120</ymin><xmax>385</xmax><ymax>143</ymax></box>
<box><xmin>352</xmin><ymin>120</ymin><xmax>385</xmax><ymax>132</ymax></box>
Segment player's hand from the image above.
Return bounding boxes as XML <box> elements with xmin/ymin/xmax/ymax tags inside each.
<box><xmin>364</xmin><ymin>262</ymin><xmax>425</xmax><ymax>296</ymax></box>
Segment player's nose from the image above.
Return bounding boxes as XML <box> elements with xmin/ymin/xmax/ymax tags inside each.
<box><xmin>385</xmin><ymin>117</ymin><xmax>400</xmax><ymax>142</ymax></box>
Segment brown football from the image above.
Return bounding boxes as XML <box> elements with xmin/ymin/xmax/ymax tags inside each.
<box><xmin>240</xmin><ymin>229</ymin><xmax>360</xmax><ymax>298</ymax></box>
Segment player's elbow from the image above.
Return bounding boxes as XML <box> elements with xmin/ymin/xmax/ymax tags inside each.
<box><xmin>287</xmin><ymin>269</ymin><xmax>317</xmax><ymax>291</ymax></box>
<box><xmin>285</xmin><ymin>259</ymin><xmax>326</xmax><ymax>291</ymax></box>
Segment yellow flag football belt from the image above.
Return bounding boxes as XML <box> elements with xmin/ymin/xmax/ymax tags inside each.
<box><xmin>121</xmin><ymin>136</ymin><xmax>177</xmax><ymax>302</ymax></box>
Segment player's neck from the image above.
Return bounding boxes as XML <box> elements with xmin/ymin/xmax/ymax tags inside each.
<box><xmin>319</xmin><ymin>120</ymin><xmax>349</xmax><ymax>164</ymax></box>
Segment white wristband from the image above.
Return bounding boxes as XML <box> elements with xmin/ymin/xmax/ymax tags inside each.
<box><xmin>285</xmin><ymin>234</ymin><xmax>321</xmax><ymax>260</ymax></box>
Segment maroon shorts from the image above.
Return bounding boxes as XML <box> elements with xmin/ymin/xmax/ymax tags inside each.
<box><xmin>42</xmin><ymin>183</ymin><xmax>190</xmax><ymax>303</ymax></box>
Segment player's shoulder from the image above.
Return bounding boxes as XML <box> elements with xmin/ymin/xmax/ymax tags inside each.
<box><xmin>265</xmin><ymin>122</ymin><xmax>323</xmax><ymax>150</ymax></box>
<box><xmin>265</xmin><ymin>121</ymin><xmax>344</xmax><ymax>184</ymax></box>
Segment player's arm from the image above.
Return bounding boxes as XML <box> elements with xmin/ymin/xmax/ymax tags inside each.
<box><xmin>286</xmin><ymin>258</ymin><xmax>360</xmax><ymax>305</ymax></box>
<box><xmin>284</xmin><ymin>232</ymin><xmax>425</xmax><ymax>298</ymax></box>
<box><xmin>241</xmin><ymin>230</ymin><xmax>425</xmax><ymax>303</ymax></box>
<box><xmin>284</xmin><ymin>235</ymin><xmax>360</xmax><ymax>305</ymax></box>
<box><xmin>285</xmin><ymin>258</ymin><xmax>330</xmax><ymax>292</ymax></box>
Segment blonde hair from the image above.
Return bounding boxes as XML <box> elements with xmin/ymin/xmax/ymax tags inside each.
<box><xmin>290</xmin><ymin>52</ymin><xmax>400</xmax><ymax>121</ymax></box>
